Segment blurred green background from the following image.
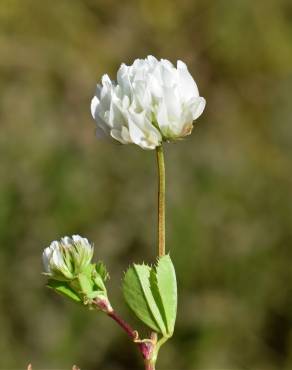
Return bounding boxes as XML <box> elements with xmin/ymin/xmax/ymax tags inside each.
<box><xmin>1</xmin><ymin>0</ymin><xmax>292</xmax><ymax>369</ymax></box>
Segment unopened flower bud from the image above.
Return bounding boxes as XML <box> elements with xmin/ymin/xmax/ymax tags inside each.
<box><xmin>42</xmin><ymin>235</ymin><xmax>93</xmax><ymax>281</ymax></box>
<box><xmin>42</xmin><ymin>235</ymin><xmax>111</xmax><ymax>309</ymax></box>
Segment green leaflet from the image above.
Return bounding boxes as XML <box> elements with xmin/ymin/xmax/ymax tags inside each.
<box><xmin>156</xmin><ymin>255</ymin><xmax>177</xmax><ymax>335</ymax></box>
<box><xmin>123</xmin><ymin>264</ymin><xmax>165</xmax><ymax>334</ymax></box>
<box><xmin>77</xmin><ymin>272</ymin><xmax>93</xmax><ymax>295</ymax></box>
<box><xmin>122</xmin><ymin>255</ymin><xmax>177</xmax><ymax>337</ymax></box>
<box><xmin>47</xmin><ymin>280</ymin><xmax>81</xmax><ymax>303</ymax></box>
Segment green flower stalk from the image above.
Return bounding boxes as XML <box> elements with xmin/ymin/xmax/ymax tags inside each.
<box><xmin>156</xmin><ymin>145</ymin><xmax>166</xmax><ymax>257</ymax></box>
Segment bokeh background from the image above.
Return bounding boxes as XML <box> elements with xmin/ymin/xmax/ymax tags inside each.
<box><xmin>1</xmin><ymin>0</ymin><xmax>292</xmax><ymax>369</ymax></box>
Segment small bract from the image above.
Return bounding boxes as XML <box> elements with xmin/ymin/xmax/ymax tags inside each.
<box><xmin>91</xmin><ymin>56</ymin><xmax>206</xmax><ymax>149</ymax></box>
<box><xmin>42</xmin><ymin>235</ymin><xmax>94</xmax><ymax>281</ymax></box>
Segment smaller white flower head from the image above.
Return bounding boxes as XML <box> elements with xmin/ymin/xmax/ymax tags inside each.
<box><xmin>42</xmin><ymin>235</ymin><xmax>94</xmax><ymax>280</ymax></box>
<box><xmin>91</xmin><ymin>56</ymin><xmax>206</xmax><ymax>150</ymax></box>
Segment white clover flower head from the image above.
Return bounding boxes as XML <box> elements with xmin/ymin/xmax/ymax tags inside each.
<box><xmin>91</xmin><ymin>55</ymin><xmax>206</xmax><ymax>150</ymax></box>
<box><xmin>42</xmin><ymin>235</ymin><xmax>94</xmax><ymax>280</ymax></box>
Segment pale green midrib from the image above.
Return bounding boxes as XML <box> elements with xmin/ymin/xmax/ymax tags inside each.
<box><xmin>150</xmin><ymin>269</ymin><xmax>170</xmax><ymax>335</ymax></box>
<box><xmin>133</xmin><ymin>265</ymin><xmax>167</xmax><ymax>335</ymax></box>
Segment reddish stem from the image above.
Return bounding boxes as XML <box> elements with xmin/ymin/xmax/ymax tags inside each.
<box><xmin>107</xmin><ymin>311</ymin><xmax>153</xmax><ymax>360</ymax></box>
<box><xmin>94</xmin><ymin>300</ymin><xmax>155</xmax><ymax>364</ymax></box>
<box><xmin>107</xmin><ymin>311</ymin><xmax>136</xmax><ymax>339</ymax></box>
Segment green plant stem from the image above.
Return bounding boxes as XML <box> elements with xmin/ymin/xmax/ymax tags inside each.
<box><xmin>156</xmin><ymin>145</ymin><xmax>166</xmax><ymax>257</ymax></box>
<box><xmin>144</xmin><ymin>359</ymin><xmax>156</xmax><ymax>370</ymax></box>
<box><xmin>150</xmin><ymin>145</ymin><xmax>166</xmax><ymax>370</ymax></box>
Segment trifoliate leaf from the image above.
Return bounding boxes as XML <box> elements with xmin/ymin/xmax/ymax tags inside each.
<box><xmin>123</xmin><ymin>255</ymin><xmax>177</xmax><ymax>336</ymax></box>
<box><xmin>123</xmin><ymin>256</ymin><xmax>177</xmax><ymax>337</ymax></box>
<box><xmin>156</xmin><ymin>254</ymin><xmax>177</xmax><ymax>335</ymax></box>
<box><xmin>47</xmin><ymin>280</ymin><xmax>81</xmax><ymax>303</ymax></box>
<box><xmin>123</xmin><ymin>264</ymin><xmax>167</xmax><ymax>335</ymax></box>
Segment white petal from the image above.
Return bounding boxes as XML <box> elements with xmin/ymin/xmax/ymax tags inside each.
<box><xmin>127</xmin><ymin>117</ymin><xmax>146</xmax><ymax>146</ymax></box>
<box><xmin>146</xmin><ymin>55</ymin><xmax>158</xmax><ymax>66</ymax></box>
<box><xmin>148</xmin><ymin>74</ymin><xmax>162</xmax><ymax>99</ymax></box>
<box><xmin>110</xmin><ymin>128</ymin><xmax>129</xmax><ymax>144</ymax></box>
<box><xmin>42</xmin><ymin>246</ymin><xmax>53</xmax><ymax>272</ymax></box>
<box><xmin>91</xmin><ymin>96</ymin><xmax>99</xmax><ymax>118</ymax></box>
<box><xmin>190</xmin><ymin>96</ymin><xmax>206</xmax><ymax>120</ymax></box>
<box><xmin>121</xmin><ymin>126</ymin><xmax>131</xmax><ymax>142</ymax></box>
<box><xmin>162</xmin><ymin>87</ymin><xmax>181</xmax><ymax>120</ymax></box>
<box><xmin>177</xmin><ymin>60</ymin><xmax>199</xmax><ymax>100</ymax></box>
<box><xmin>117</xmin><ymin>64</ymin><xmax>132</xmax><ymax>96</ymax></box>
<box><xmin>156</xmin><ymin>101</ymin><xmax>169</xmax><ymax>131</ymax></box>
<box><xmin>61</xmin><ymin>236</ymin><xmax>72</xmax><ymax>246</ymax></box>
<box><xmin>101</xmin><ymin>74</ymin><xmax>112</xmax><ymax>86</ymax></box>
<box><xmin>72</xmin><ymin>235</ymin><xmax>83</xmax><ymax>243</ymax></box>
<box><xmin>49</xmin><ymin>241</ymin><xmax>57</xmax><ymax>249</ymax></box>
<box><xmin>160</xmin><ymin>63</ymin><xmax>175</xmax><ymax>88</ymax></box>
<box><xmin>128</xmin><ymin>111</ymin><xmax>161</xmax><ymax>149</ymax></box>
<box><xmin>160</xmin><ymin>58</ymin><xmax>174</xmax><ymax>71</ymax></box>
<box><xmin>132</xmin><ymin>80</ymin><xmax>151</xmax><ymax>109</ymax></box>
<box><xmin>52</xmin><ymin>248</ymin><xmax>64</xmax><ymax>268</ymax></box>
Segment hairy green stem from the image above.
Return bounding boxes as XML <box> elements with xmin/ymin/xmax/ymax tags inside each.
<box><xmin>156</xmin><ymin>145</ymin><xmax>166</xmax><ymax>257</ymax></box>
